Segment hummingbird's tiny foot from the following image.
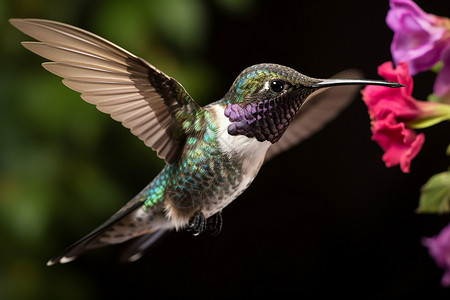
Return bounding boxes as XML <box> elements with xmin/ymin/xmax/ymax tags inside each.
<box><xmin>206</xmin><ymin>212</ymin><xmax>223</xmax><ymax>236</ymax></box>
<box><xmin>187</xmin><ymin>211</ymin><xmax>206</xmax><ymax>236</ymax></box>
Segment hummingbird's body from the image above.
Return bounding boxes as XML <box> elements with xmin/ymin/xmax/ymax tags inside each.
<box><xmin>107</xmin><ymin>103</ymin><xmax>269</xmax><ymax>240</ymax></box>
<box><xmin>10</xmin><ymin>18</ymin><xmax>403</xmax><ymax>264</ymax></box>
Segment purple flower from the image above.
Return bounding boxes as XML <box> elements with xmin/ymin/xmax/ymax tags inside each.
<box><xmin>386</xmin><ymin>0</ymin><xmax>450</xmax><ymax>75</ymax></box>
<box><xmin>434</xmin><ymin>45</ymin><xmax>450</xmax><ymax>100</ymax></box>
<box><xmin>423</xmin><ymin>223</ymin><xmax>450</xmax><ymax>287</ymax></box>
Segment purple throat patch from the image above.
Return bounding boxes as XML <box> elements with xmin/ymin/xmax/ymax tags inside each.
<box><xmin>224</xmin><ymin>96</ymin><xmax>301</xmax><ymax>143</ymax></box>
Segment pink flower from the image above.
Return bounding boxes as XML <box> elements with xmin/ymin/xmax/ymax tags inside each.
<box><xmin>386</xmin><ymin>0</ymin><xmax>450</xmax><ymax>75</ymax></box>
<box><xmin>362</xmin><ymin>61</ymin><xmax>438</xmax><ymax>173</ymax></box>
<box><xmin>423</xmin><ymin>223</ymin><xmax>450</xmax><ymax>287</ymax></box>
<box><xmin>370</xmin><ymin>114</ymin><xmax>424</xmax><ymax>173</ymax></box>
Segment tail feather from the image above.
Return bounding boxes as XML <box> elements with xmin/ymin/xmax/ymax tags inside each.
<box><xmin>47</xmin><ymin>201</ymin><xmax>144</xmax><ymax>266</ymax></box>
<box><xmin>119</xmin><ymin>229</ymin><xmax>171</xmax><ymax>263</ymax></box>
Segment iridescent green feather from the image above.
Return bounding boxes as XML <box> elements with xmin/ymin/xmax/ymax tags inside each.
<box><xmin>143</xmin><ymin>110</ymin><xmax>238</xmax><ymax>210</ymax></box>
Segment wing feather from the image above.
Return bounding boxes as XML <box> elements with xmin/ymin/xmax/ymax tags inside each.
<box><xmin>11</xmin><ymin>18</ymin><xmax>202</xmax><ymax>164</ymax></box>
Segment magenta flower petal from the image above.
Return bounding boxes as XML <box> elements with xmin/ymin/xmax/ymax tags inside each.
<box><xmin>387</xmin><ymin>0</ymin><xmax>429</xmax><ymax>21</ymax></box>
<box><xmin>423</xmin><ymin>223</ymin><xmax>450</xmax><ymax>287</ymax></box>
<box><xmin>362</xmin><ymin>62</ymin><xmax>427</xmax><ymax>173</ymax></box>
<box><xmin>363</xmin><ymin>62</ymin><xmax>450</xmax><ymax>172</ymax></box>
<box><xmin>386</xmin><ymin>0</ymin><xmax>450</xmax><ymax>75</ymax></box>
<box><xmin>364</xmin><ymin>62</ymin><xmax>417</xmax><ymax>120</ymax></box>
<box><xmin>371</xmin><ymin>113</ymin><xmax>424</xmax><ymax>173</ymax></box>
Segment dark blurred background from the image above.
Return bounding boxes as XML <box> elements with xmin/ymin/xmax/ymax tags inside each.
<box><xmin>2</xmin><ymin>0</ymin><xmax>450</xmax><ymax>299</ymax></box>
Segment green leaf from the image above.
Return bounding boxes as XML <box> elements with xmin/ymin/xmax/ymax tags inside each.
<box><xmin>417</xmin><ymin>171</ymin><xmax>450</xmax><ymax>214</ymax></box>
<box><xmin>427</xmin><ymin>93</ymin><xmax>450</xmax><ymax>104</ymax></box>
<box><xmin>431</xmin><ymin>61</ymin><xmax>444</xmax><ymax>73</ymax></box>
<box><xmin>427</xmin><ymin>93</ymin><xmax>442</xmax><ymax>103</ymax></box>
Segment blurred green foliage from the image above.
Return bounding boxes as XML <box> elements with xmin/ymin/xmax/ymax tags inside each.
<box><xmin>0</xmin><ymin>0</ymin><xmax>254</xmax><ymax>299</ymax></box>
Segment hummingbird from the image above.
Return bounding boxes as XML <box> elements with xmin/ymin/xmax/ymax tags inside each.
<box><xmin>10</xmin><ymin>18</ymin><xmax>403</xmax><ymax>265</ymax></box>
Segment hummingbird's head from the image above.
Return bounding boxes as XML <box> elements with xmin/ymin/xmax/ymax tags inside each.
<box><xmin>223</xmin><ymin>63</ymin><xmax>402</xmax><ymax>143</ymax></box>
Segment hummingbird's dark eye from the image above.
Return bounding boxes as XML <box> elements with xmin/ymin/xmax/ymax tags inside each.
<box><xmin>270</xmin><ymin>80</ymin><xmax>285</xmax><ymax>93</ymax></box>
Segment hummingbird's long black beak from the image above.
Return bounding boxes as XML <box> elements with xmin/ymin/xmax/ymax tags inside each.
<box><xmin>311</xmin><ymin>78</ymin><xmax>405</xmax><ymax>88</ymax></box>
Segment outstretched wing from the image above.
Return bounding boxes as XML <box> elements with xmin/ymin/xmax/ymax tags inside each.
<box><xmin>264</xmin><ymin>69</ymin><xmax>363</xmax><ymax>162</ymax></box>
<box><xmin>10</xmin><ymin>18</ymin><xmax>201</xmax><ymax>164</ymax></box>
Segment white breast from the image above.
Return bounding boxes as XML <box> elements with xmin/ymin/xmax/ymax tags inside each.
<box><xmin>203</xmin><ymin>104</ymin><xmax>271</xmax><ymax>217</ymax></box>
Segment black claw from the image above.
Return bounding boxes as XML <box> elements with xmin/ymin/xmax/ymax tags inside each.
<box><xmin>187</xmin><ymin>211</ymin><xmax>206</xmax><ymax>236</ymax></box>
<box><xmin>187</xmin><ymin>211</ymin><xmax>223</xmax><ymax>237</ymax></box>
<box><xmin>206</xmin><ymin>212</ymin><xmax>223</xmax><ymax>236</ymax></box>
